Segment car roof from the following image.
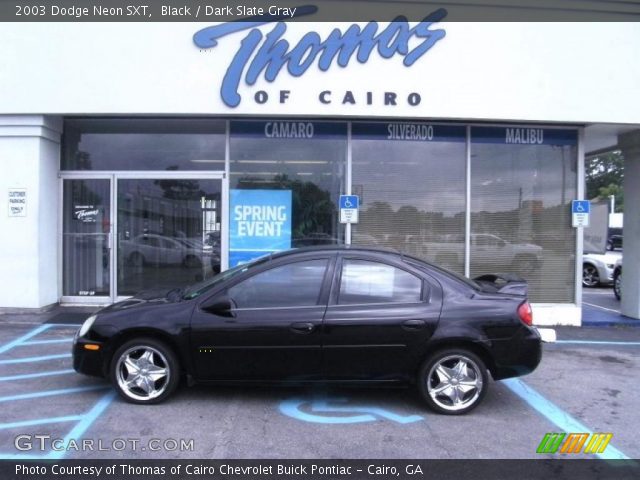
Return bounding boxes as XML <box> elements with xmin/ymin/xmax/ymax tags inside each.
<box><xmin>259</xmin><ymin>245</ymin><xmax>480</xmax><ymax>292</ymax></box>
<box><xmin>262</xmin><ymin>245</ymin><xmax>445</xmax><ymax>270</ymax></box>
<box><xmin>268</xmin><ymin>244</ymin><xmax>403</xmax><ymax>259</ymax></box>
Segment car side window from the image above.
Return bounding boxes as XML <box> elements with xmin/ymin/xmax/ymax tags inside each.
<box><xmin>228</xmin><ymin>259</ymin><xmax>329</xmax><ymax>309</ymax></box>
<box><xmin>338</xmin><ymin>259</ymin><xmax>422</xmax><ymax>305</ymax></box>
<box><xmin>144</xmin><ymin>236</ymin><xmax>160</xmax><ymax>248</ymax></box>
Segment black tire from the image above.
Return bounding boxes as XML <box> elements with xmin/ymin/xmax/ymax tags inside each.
<box><xmin>582</xmin><ymin>263</ymin><xmax>600</xmax><ymax>288</ymax></box>
<box><xmin>110</xmin><ymin>338</ymin><xmax>180</xmax><ymax>404</ymax></box>
<box><xmin>613</xmin><ymin>269</ymin><xmax>622</xmax><ymax>300</ymax></box>
<box><xmin>515</xmin><ymin>255</ymin><xmax>538</xmax><ymax>277</ymax></box>
<box><xmin>418</xmin><ymin>348</ymin><xmax>488</xmax><ymax>415</ymax></box>
<box><xmin>183</xmin><ymin>255</ymin><xmax>201</xmax><ymax>269</ymax></box>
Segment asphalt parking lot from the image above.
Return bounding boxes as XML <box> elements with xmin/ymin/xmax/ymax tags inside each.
<box><xmin>0</xmin><ymin>313</ymin><xmax>638</xmax><ymax>460</ymax></box>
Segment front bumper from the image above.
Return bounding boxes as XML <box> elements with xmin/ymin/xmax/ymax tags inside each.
<box><xmin>72</xmin><ymin>330</ymin><xmax>107</xmax><ymax>378</ymax></box>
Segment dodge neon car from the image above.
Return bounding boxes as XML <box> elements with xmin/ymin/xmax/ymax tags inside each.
<box><xmin>73</xmin><ymin>246</ymin><xmax>542</xmax><ymax>415</ymax></box>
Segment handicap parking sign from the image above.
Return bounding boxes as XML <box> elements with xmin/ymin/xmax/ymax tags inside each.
<box><xmin>339</xmin><ymin>195</ymin><xmax>359</xmax><ymax>224</ymax></box>
<box><xmin>571</xmin><ymin>200</ymin><xmax>590</xmax><ymax>227</ymax></box>
<box><xmin>572</xmin><ymin>200</ymin><xmax>590</xmax><ymax>214</ymax></box>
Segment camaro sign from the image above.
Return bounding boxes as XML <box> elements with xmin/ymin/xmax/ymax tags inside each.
<box><xmin>193</xmin><ymin>6</ymin><xmax>447</xmax><ymax>107</ymax></box>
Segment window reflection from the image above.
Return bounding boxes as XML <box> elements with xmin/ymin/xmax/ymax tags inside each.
<box><xmin>117</xmin><ymin>179</ymin><xmax>222</xmax><ymax>296</ymax></box>
<box><xmin>230</xmin><ymin>121</ymin><xmax>346</xmax><ymax>251</ymax></box>
<box><xmin>470</xmin><ymin>128</ymin><xmax>577</xmax><ymax>302</ymax></box>
<box><xmin>62</xmin><ymin>119</ymin><xmax>225</xmax><ymax>171</ymax></box>
<box><xmin>351</xmin><ymin>123</ymin><xmax>467</xmax><ymax>274</ymax></box>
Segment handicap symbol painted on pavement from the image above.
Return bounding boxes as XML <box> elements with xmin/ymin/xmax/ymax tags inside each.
<box><xmin>279</xmin><ymin>396</ymin><xmax>423</xmax><ymax>424</ymax></box>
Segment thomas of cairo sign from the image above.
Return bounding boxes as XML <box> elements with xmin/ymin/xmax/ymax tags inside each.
<box><xmin>194</xmin><ymin>7</ymin><xmax>447</xmax><ymax>107</ymax></box>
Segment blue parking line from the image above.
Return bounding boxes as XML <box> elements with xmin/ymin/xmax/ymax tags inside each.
<box><xmin>0</xmin><ymin>385</ymin><xmax>108</xmax><ymax>403</ymax></box>
<box><xmin>21</xmin><ymin>338</ymin><xmax>74</xmax><ymax>345</ymax></box>
<box><xmin>48</xmin><ymin>391</ymin><xmax>117</xmax><ymax>460</ymax></box>
<box><xmin>0</xmin><ymin>324</ymin><xmax>53</xmax><ymax>354</ymax></box>
<box><xmin>555</xmin><ymin>340</ymin><xmax>640</xmax><ymax>346</ymax></box>
<box><xmin>502</xmin><ymin>378</ymin><xmax>630</xmax><ymax>460</ymax></box>
<box><xmin>0</xmin><ymin>369</ymin><xmax>75</xmax><ymax>382</ymax></box>
<box><xmin>0</xmin><ymin>414</ymin><xmax>83</xmax><ymax>430</ymax></box>
<box><xmin>0</xmin><ymin>353</ymin><xmax>71</xmax><ymax>365</ymax></box>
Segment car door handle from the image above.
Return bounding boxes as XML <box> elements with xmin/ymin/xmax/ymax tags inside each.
<box><xmin>290</xmin><ymin>322</ymin><xmax>316</xmax><ymax>334</ymax></box>
<box><xmin>402</xmin><ymin>319</ymin><xmax>426</xmax><ymax>330</ymax></box>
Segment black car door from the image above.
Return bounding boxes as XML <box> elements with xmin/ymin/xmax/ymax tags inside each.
<box><xmin>190</xmin><ymin>254</ymin><xmax>335</xmax><ymax>381</ymax></box>
<box><xmin>322</xmin><ymin>254</ymin><xmax>442</xmax><ymax>381</ymax></box>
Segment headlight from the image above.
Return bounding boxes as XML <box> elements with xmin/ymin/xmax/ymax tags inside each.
<box><xmin>78</xmin><ymin>314</ymin><xmax>97</xmax><ymax>337</ymax></box>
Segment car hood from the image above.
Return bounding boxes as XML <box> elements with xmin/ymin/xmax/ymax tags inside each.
<box><xmin>98</xmin><ymin>289</ymin><xmax>177</xmax><ymax>313</ymax></box>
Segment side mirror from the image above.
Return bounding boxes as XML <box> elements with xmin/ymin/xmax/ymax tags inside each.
<box><xmin>201</xmin><ymin>295</ymin><xmax>236</xmax><ymax>317</ymax></box>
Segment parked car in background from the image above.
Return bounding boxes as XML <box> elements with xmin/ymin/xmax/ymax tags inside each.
<box><xmin>421</xmin><ymin>233</ymin><xmax>543</xmax><ymax>276</ymax></box>
<box><xmin>606</xmin><ymin>227</ymin><xmax>623</xmax><ymax>251</ymax></box>
<box><xmin>613</xmin><ymin>258</ymin><xmax>623</xmax><ymax>300</ymax></box>
<box><xmin>606</xmin><ymin>234</ymin><xmax>623</xmax><ymax>251</ymax></box>
<box><xmin>120</xmin><ymin>234</ymin><xmax>207</xmax><ymax>268</ymax></box>
<box><xmin>582</xmin><ymin>252</ymin><xmax>622</xmax><ymax>287</ymax></box>
<box><xmin>73</xmin><ymin>246</ymin><xmax>542</xmax><ymax>415</ymax></box>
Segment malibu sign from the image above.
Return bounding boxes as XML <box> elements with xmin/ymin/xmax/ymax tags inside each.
<box><xmin>193</xmin><ymin>6</ymin><xmax>447</xmax><ymax>108</ymax></box>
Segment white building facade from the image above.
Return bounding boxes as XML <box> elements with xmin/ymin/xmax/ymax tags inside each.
<box><xmin>1</xmin><ymin>14</ymin><xmax>639</xmax><ymax>325</ymax></box>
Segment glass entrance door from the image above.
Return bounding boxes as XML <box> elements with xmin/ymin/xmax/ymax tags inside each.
<box><xmin>62</xmin><ymin>175</ymin><xmax>225</xmax><ymax>304</ymax></box>
<box><xmin>62</xmin><ymin>178</ymin><xmax>112</xmax><ymax>301</ymax></box>
<box><xmin>116</xmin><ymin>178</ymin><xmax>223</xmax><ymax>298</ymax></box>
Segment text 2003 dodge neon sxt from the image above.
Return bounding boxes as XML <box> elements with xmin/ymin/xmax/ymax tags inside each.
<box><xmin>73</xmin><ymin>246</ymin><xmax>542</xmax><ymax>414</ymax></box>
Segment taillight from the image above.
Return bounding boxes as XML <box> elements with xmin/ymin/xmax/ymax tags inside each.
<box><xmin>518</xmin><ymin>301</ymin><xmax>533</xmax><ymax>326</ymax></box>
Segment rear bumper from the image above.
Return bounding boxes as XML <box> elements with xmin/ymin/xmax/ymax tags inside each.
<box><xmin>490</xmin><ymin>327</ymin><xmax>542</xmax><ymax>380</ymax></box>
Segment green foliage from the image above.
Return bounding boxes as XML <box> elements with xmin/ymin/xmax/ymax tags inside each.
<box><xmin>586</xmin><ymin>151</ymin><xmax>624</xmax><ymax>212</ymax></box>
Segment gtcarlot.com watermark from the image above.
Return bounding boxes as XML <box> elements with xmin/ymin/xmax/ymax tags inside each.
<box><xmin>15</xmin><ymin>435</ymin><xmax>194</xmax><ymax>452</ymax></box>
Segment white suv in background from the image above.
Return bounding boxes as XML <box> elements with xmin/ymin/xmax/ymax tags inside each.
<box><xmin>582</xmin><ymin>251</ymin><xmax>622</xmax><ymax>287</ymax></box>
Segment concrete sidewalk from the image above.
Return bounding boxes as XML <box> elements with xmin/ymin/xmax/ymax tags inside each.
<box><xmin>0</xmin><ymin>305</ymin><xmax>98</xmax><ymax>325</ymax></box>
<box><xmin>582</xmin><ymin>303</ymin><xmax>640</xmax><ymax>327</ymax></box>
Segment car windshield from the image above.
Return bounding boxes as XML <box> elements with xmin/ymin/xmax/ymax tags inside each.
<box><xmin>182</xmin><ymin>257</ymin><xmax>267</xmax><ymax>300</ymax></box>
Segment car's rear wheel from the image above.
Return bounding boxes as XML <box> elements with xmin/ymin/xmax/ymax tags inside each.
<box><xmin>183</xmin><ymin>255</ymin><xmax>201</xmax><ymax>269</ymax></box>
<box><xmin>582</xmin><ymin>264</ymin><xmax>600</xmax><ymax>287</ymax></box>
<box><xmin>110</xmin><ymin>338</ymin><xmax>179</xmax><ymax>404</ymax></box>
<box><xmin>515</xmin><ymin>255</ymin><xmax>538</xmax><ymax>277</ymax></box>
<box><xmin>418</xmin><ymin>349</ymin><xmax>488</xmax><ymax>415</ymax></box>
<box><xmin>128</xmin><ymin>252</ymin><xmax>145</xmax><ymax>268</ymax></box>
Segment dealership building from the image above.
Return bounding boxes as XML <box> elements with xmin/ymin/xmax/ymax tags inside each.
<box><xmin>1</xmin><ymin>8</ymin><xmax>639</xmax><ymax>325</ymax></box>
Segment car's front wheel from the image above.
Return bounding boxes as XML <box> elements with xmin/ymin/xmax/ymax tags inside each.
<box><xmin>613</xmin><ymin>269</ymin><xmax>622</xmax><ymax>300</ymax></box>
<box><xmin>418</xmin><ymin>349</ymin><xmax>488</xmax><ymax>415</ymax></box>
<box><xmin>110</xmin><ymin>338</ymin><xmax>180</xmax><ymax>404</ymax></box>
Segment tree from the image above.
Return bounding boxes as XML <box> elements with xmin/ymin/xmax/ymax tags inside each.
<box><xmin>586</xmin><ymin>151</ymin><xmax>624</xmax><ymax>212</ymax></box>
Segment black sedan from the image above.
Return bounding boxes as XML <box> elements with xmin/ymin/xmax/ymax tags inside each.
<box><xmin>73</xmin><ymin>246</ymin><xmax>542</xmax><ymax>415</ymax></box>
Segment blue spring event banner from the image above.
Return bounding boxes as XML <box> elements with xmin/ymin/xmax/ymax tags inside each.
<box><xmin>230</xmin><ymin>189</ymin><xmax>292</xmax><ymax>267</ymax></box>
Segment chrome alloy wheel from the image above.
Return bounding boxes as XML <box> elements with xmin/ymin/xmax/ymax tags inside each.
<box><xmin>115</xmin><ymin>346</ymin><xmax>170</xmax><ymax>402</ymax></box>
<box><xmin>582</xmin><ymin>264</ymin><xmax>600</xmax><ymax>287</ymax></box>
<box><xmin>426</xmin><ymin>354</ymin><xmax>483</xmax><ymax>412</ymax></box>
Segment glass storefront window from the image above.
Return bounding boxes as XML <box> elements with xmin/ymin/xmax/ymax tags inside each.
<box><xmin>117</xmin><ymin>179</ymin><xmax>222</xmax><ymax>296</ymax></box>
<box><xmin>62</xmin><ymin>119</ymin><xmax>226</xmax><ymax>171</ymax></box>
<box><xmin>62</xmin><ymin>179</ymin><xmax>111</xmax><ymax>297</ymax></box>
<box><xmin>351</xmin><ymin>123</ymin><xmax>467</xmax><ymax>275</ymax></box>
<box><xmin>58</xmin><ymin>117</ymin><xmax>580</xmax><ymax>306</ymax></box>
<box><xmin>470</xmin><ymin>127</ymin><xmax>578</xmax><ymax>303</ymax></box>
<box><xmin>229</xmin><ymin>120</ymin><xmax>346</xmax><ymax>266</ymax></box>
